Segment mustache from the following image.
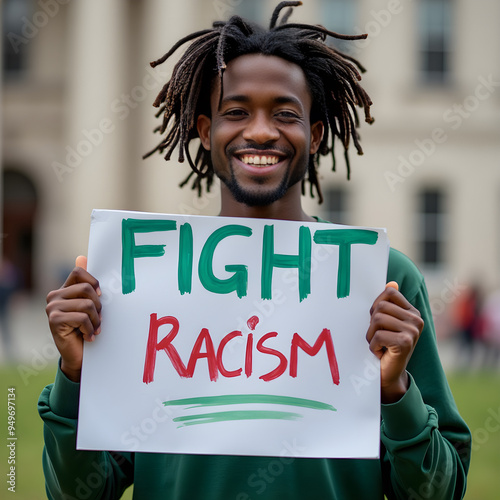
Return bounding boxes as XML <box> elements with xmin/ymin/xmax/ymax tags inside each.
<box><xmin>226</xmin><ymin>143</ymin><xmax>294</xmax><ymax>156</ymax></box>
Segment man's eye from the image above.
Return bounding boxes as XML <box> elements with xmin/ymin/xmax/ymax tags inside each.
<box><xmin>276</xmin><ymin>111</ymin><xmax>299</xmax><ymax>120</ymax></box>
<box><xmin>224</xmin><ymin>109</ymin><xmax>247</xmax><ymax>117</ymax></box>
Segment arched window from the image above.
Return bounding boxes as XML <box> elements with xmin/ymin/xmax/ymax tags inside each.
<box><xmin>2</xmin><ymin>170</ymin><xmax>38</xmax><ymax>290</ymax></box>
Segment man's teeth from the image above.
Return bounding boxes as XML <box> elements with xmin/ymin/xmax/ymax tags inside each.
<box><xmin>241</xmin><ymin>155</ymin><xmax>280</xmax><ymax>166</ymax></box>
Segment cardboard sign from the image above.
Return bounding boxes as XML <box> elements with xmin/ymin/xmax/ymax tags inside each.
<box><xmin>77</xmin><ymin>209</ymin><xmax>389</xmax><ymax>458</ymax></box>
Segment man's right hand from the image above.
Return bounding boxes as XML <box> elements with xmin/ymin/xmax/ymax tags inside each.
<box><xmin>45</xmin><ymin>256</ymin><xmax>101</xmax><ymax>382</ymax></box>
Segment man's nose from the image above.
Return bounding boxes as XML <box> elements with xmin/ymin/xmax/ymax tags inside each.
<box><xmin>242</xmin><ymin>112</ymin><xmax>280</xmax><ymax>144</ymax></box>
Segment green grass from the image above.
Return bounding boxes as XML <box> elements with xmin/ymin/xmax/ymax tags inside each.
<box><xmin>1</xmin><ymin>364</ymin><xmax>498</xmax><ymax>499</ymax></box>
<box><xmin>447</xmin><ymin>371</ymin><xmax>500</xmax><ymax>499</ymax></box>
<box><xmin>1</xmin><ymin>363</ymin><xmax>58</xmax><ymax>500</ymax></box>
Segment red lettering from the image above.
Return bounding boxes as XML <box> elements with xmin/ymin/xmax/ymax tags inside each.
<box><xmin>217</xmin><ymin>330</ymin><xmax>243</xmax><ymax>378</ymax></box>
<box><xmin>143</xmin><ymin>314</ymin><xmax>187</xmax><ymax>384</ymax></box>
<box><xmin>144</xmin><ymin>313</ymin><xmax>339</xmax><ymax>385</ymax></box>
<box><xmin>247</xmin><ymin>315</ymin><xmax>259</xmax><ymax>330</ymax></box>
<box><xmin>257</xmin><ymin>332</ymin><xmax>288</xmax><ymax>382</ymax></box>
<box><xmin>186</xmin><ymin>328</ymin><xmax>218</xmax><ymax>381</ymax></box>
<box><xmin>290</xmin><ymin>329</ymin><xmax>340</xmax><ymax>385</ymax></box>
<box><xmin>245</xmin><ymin>316</ymin><xmax>258</xmax><ymax>378</ymax></box>
<box><xmin>245</xmin><ymin>333</ymin><xmax>253</xmax><ymax>378</ymax></box>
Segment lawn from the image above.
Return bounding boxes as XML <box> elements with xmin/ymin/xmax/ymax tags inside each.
<box><xmin>1</xmin><ymin>363</ymin><xmax>57</xmax><ymax>500</ymax></box>
<box><xmin>448</xmin><ymin>370</ymin><xmax>500</xmax><ymax>499</ymax></box>
<box><xmin>1</xmin><ymin>364</ymin><xmax>498</xmax><ymax>499</ymax></box>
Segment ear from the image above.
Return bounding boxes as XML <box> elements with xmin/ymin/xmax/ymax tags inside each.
<box><xmin>309</xmin><ymin>120</ymin><xmax>324</xmax><ymax>155</ymax></box>
<box><xmin>197</xmin><ymin>114</ymin><xmax>212</xmax><ymax>151</ymax></box>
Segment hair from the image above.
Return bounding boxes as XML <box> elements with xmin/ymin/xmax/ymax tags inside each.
<box><xmin>143</xmin><ymin>1</ymin><xmax>374</xmax><ymax>204</ymax></box>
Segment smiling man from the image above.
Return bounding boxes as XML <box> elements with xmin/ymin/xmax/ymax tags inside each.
<box><xmin>40</xmin><ymin>2</ymin><xmax>470</xmax><ymax>499</ymax></box>
<box><xmin>197</xmin><ymin>53</ymin><xmax>324</xmax><ymax>217</ymax></box>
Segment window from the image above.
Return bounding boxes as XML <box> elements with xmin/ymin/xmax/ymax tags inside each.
<box><xmin>2</xmin><ymin>0</ymin><xmax>32</xmax><ymax>77</ymax></box>
<box><xmin>418</xmin><ymin>0</ymin><xmax>452</xmax><ymax>84</ymax></box>
<box><xmin>232</xmin><ymin>0</ymin><xmax>266</xmax><ymax>25</ymax></box>
<box><xmin>318</xmin><ymin>0</ymin><xmax>358</xmax><ymax>54</ymax></box>
<box><xmin>322</xmin><ymin>187</ymin><xmax>350</xmax><ymax>225</ymax></box>
<box><xmin>417</xmin><ymin>188</ymin><xmax>447</xmax><ymax>266</ymax></box>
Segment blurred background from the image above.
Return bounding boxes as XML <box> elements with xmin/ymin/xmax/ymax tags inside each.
<box><xmin>1</xmin><ymin>0</ymin><xmax>499</xmax><ymax>498</ymax></box>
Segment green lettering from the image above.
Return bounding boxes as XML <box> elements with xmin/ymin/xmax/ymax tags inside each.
<box><xmin>313</xmin><ymin>229</ymin><xmax>378</xmax><ymax>298</ymax></box>
<box><xmin>262</xmin><ymin>225</ymin><xmax>311</xmax><ymax>301</ymax></box>
<box><xmin>122</xmin><ymin>219</ymin><xmax>177</xmax><ymax>294</ymax></box>
<box><xmin>178</xmin><ymin>223</ymin><xmax>193</xmax><ymax>295</ymax></box>
<box><xmin>198</xmin><ymin>225</ymin><xmax>252</xmax><ymax>298</ymax></box>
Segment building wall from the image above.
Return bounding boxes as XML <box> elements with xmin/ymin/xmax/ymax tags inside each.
<box><xmin>2</xmin><ymin>0</ymin><xmax>499</xmax><ymax>309</ymax></box>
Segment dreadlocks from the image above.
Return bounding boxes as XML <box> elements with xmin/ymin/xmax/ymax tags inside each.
<box><xmin>143</xmin><ymin>1</ymin><xmax>374</xmax><ymax>204</ymax></box>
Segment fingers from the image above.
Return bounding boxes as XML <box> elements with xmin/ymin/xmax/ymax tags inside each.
<box><xmin>45</xmin><ymin>258</ymin><xmax>102</xmax><ymax>382</ymax></box>
<box><xmin>367</xmin><ymin>327</ymin><xmax>418</xmax><ymax>360</ymax></box>
<box><xmin>46</xmin><ymin>261</ymin><xmax>102</xmax><ymax>343</ymax></box>
<box><xmin>367</xmin><ymin>292</ymin><xmax>420</xmax><ymax>344</ymax></box>
<box><xmin>47</xmin><ymin>280</ymin><xmax>101</xmax><ymax>317</ymax></box>
<box><xmin>46</xmin><ymin>294</ymin><xmax>101</xmax><ymax>342</ymax></box>
<box><xmin>63</xmin><ymin>265</ymin><xmax>101</xmax><ymax>296</ymax></box>
<box><xmin>370</xmin><ymin>283</ymin><xmax>411</xmax><ymax>316</ymax></box>
<box><xmin>47</xmin><ymin>308</ymin><xmax>99</xmax><ymax>342</ymax></box>
<box><xmin>366</xmin><ymin>283</ymin><xmax>424</xmax><ymax>402</ymax></box>
<box><xmin>50</xmin><ymin>295</ymin><xmax>101</xmax><ymax>335</ymax></box>
<box><xmin>367</xmin><ymin>298</ymin><xmax>422</xmax><ymax>340</ymax></box>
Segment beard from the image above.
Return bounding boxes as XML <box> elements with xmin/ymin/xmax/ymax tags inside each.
<box><xmin>220</xmin><ymin>172</ymin><xmax>291</xmax><ymax>207</ymax></box>
<box><xmin>215</xmin><ymin>144</ymin><xmax>308</xmax><ymax>207</ymax></box>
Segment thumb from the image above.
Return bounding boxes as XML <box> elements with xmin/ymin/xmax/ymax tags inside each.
<box><xmin>386</xmin><ymin>281</ymin><xmax>399</xmax><ymax>291</ymax></box>
<box><xmin>75</xmin><ymin>255</ymin><xmax>87</xmax><ymax>271</ymax></box>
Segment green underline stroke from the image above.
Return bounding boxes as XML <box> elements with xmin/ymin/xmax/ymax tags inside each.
<box><xmin>173</xmin><ymin>410</ymin><xmax>302</xmax><ymax>427</ymax></box>
<box><xmin>162</xmin><ymin>394</ymin><xmax>336</xmax><ymax>412</ymax></box>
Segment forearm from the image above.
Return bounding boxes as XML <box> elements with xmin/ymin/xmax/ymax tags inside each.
<box><xmin>38</xmin><ymin>364</ymin><xmax>133</xmax><ymax>499</ymax></box>
<box><xmin>381</xmin><ymin>375</ymin><xmax>470</xmax><ymax>500</ymax></box>
<box><xmin>382</xmin><ymin>252</ymin><xmax>471</xmax><ymax>498</ymax></box>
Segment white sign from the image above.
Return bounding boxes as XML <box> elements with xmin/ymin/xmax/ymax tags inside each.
<box><xmin>77</xmin><ymin>209</ymin><xmax>389</xmax><ymax>458</ymax></box>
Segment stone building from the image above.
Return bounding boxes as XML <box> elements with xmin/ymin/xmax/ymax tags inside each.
<box><xmin>2</xmin><ymin>0</ymin><xmax>499</xmax><ymax>321</ymax></box>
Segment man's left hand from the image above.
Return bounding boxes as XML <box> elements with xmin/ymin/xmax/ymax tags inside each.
<box><xmin>366</xmin><ymin>282</ymin><xmax>424</xmax><ymax>404</ymax></box>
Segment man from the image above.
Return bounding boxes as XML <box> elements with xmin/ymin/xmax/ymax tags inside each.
<box><xmin>40</xmin><ymin>3</ymin><xmax>470</xmax><ymax>498</ymax></box>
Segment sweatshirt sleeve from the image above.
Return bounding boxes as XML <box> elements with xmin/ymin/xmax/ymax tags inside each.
<box><xmin>381</xmin><ymin>250</ymin><xmax>471</xmax><ymax>499</ymax></box>
<box><xmin>38</xmin><ymin>363</ymin><xmax>134</xmax><ymax>500</ymax></box>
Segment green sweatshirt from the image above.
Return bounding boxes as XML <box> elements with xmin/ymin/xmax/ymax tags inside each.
<box><xmin>38</xmin><ymin>248</ymin><xmax>471</xmax><ymax>499</ymax></box>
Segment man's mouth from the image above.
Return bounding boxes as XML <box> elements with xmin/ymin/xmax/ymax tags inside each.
<box><xmin>240</xmin><ymin>154</ymin><xmax>281</xmax><ymax>166</ymax></box>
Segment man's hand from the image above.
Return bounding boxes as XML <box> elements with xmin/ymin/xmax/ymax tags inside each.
<box><xmin>45</xmin><ymin>256</ymin><xmax>101</xmax><ymax>382</ymax></box>
<box><xmin>366</xmin><ymin>282</ymin><xmax>424</xmax><ymax>404</ymax></box>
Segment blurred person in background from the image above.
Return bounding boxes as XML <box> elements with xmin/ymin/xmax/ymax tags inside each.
<box><xmin>480</xmin><ymin>288</ymin><xmax>500</xmax><ymax>369</ymax></box>
<box><xmin>0</xmin><ymin>257</ymin><xmax>20</xmax><ymax>361</ymax></box>
<box><xmin>452</xmin><ymin>284</ymin><xmax>484</xmax><ymax>369</ymax></box>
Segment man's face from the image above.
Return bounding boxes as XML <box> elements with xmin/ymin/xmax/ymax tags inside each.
<box><xmin>197</xmin><ymin>54</ymin><xmax>323</xmax><ymax>207</ymax></box>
